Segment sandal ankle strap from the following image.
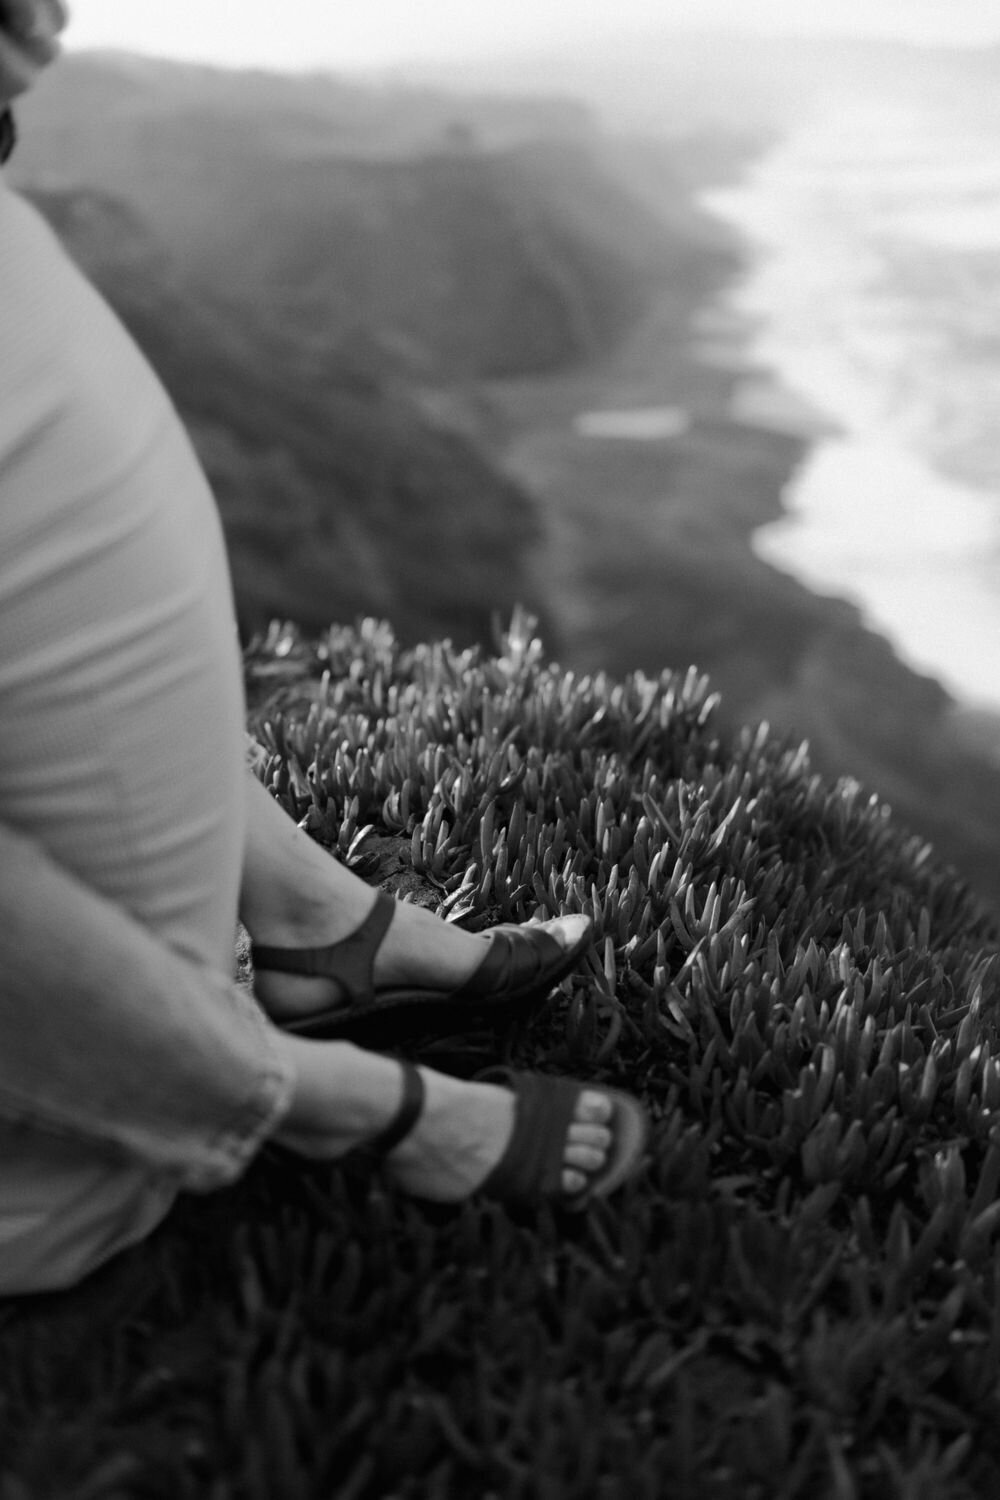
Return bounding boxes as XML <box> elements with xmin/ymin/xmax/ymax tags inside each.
<box><xmin>251</xmin><ymin>891</ymin><xmax>395</xmax><ymax>1007</ymax></box>
<box><xmin>368</xmin><ymin>1061</ymin><xmax>425</xmax><ymax>1156</ymax></box>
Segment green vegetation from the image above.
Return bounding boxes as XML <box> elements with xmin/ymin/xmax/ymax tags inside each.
<box><xmin>4</xmin><ymin>613</ymin><xmax>1000</xmax><ymax>1498</ymax></box>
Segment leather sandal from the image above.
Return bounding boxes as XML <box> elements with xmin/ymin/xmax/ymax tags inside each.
<box><xmin>368</xmin><ymin>1060</ymin><xmax>649</xmax><ymax>1209</ymax></box>
<box><xmin>251</xmin><ymin>892</ymin><xmax>593</xmax><ymax>1043</ymax></box>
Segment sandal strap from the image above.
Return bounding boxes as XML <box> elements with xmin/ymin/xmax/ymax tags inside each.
<box><xmin>251</xmin><ymin>890</ymin><xmax>396</xmax><ymax>1007</ymax></box>
<box><xmin>367</xmin><ymin>1061</ymin><xmax>425</xmax><ymax>1157</ymax></box>
<box><xmin>450</xmin><ymin>926</ymin><xmax>565</xmax><ymax>1003</ymax></box>
<box><xmin>477</xmin><ymin>1068</ymin><xmax>583</xmax><ymax>1203</ymax></box>
<box><xmin>0</xmin><ymin>110</ymin><xmax>15</xmax><ymax>166</ymax></box>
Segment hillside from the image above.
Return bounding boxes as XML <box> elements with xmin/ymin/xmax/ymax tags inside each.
<box><xmin>3</xmin><ymin>617</ymin><xmax>1000</xmax><ymax>1497</ymax></box>
<box><xmin>12</xmin><ymin>54</ymin><xmax>684</xmax><ymax>641</ymax></box>
<box><xmin>13</xmin><ymin>53</ymin><xmax>671</xmax><ymax>379</ymax></box>
<box><xmin>23</xmin><ymin>182</ymin><xmax>549</xmax><ymax>644</ymax></box>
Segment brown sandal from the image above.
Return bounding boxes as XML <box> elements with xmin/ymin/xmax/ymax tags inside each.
<box><xmin>368</xmin><ymin>1061</ymin><xmax>649</xmax><ymax>1210</ymax></box>
<box><xmin>252</xmin><ymin>893</ymin><xmax>593</xmax><ymax>1042</ymax></box>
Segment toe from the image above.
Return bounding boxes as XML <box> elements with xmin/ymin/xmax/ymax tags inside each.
<box><xmin>568</xmin><ymin>1121</ymin><xmax>612</xmax><ymax>1152</ymax></box>
<box><xmin>537</xmin><ymin>913</ymin><xmax>592</xmax><ymax>952</ymax></box>
<box><xmin>565</xmin><ymin>1141</ymin><xmax>607</xmax><ymax>1174</ymax></box>
<box><xmin>556</xmin><ymin>1091</ymin><xmax>615</xmax><ymax>1200</ymax></box>
<box><xmin>576</xmin><ymin>1090</ymin><xmax>614</xmax><ymax>1126</ymax></box>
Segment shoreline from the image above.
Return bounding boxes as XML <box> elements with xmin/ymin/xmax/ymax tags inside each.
<box><xmin>483</xmin><ymin>268</ymin><xmax>812</xmax><ymax>682</ymax></box>
<box><xmin>705</xmin><ymin>111</ymin><xmax>1000</xmax><ymax>718</ymax></box>
<box><xmin>482</xmin><ymin>162</ymin><xmax>1000</xmax><ymax>915</ymax></box>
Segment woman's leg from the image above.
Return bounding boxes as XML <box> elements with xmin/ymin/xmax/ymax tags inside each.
<box><xmin>0</xmin><ymin>820</ymin><xmax>292</xmax><ymax>1294</ymax></box>
<box><xmin>237</xmin><ymin>792</ymin><xmax>615</xmax><ymax>1193</ymax></box>
<box><xmin>240</xmin><ymin>775</ymin><xmax>590</xmax><ymax>1022</ymax></box>
<box><xmin>0</xmin><ymin>810</ymin><xmax>615</xmax><ymax>1297</ymax></box>
<box><xmin>271</xmin><ymin>1034</ymin><xmax>614</xmax><ymax>1203</ymax></box>
<box><xmin>0</xmin><ymin>805</ymin><xmax>616</xmax><ymax>1289</ymax></box>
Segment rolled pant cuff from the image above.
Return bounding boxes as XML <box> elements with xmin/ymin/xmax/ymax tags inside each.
<box><xmin>174</xmin><ymin>982</ymin><xmax>296</xmax><ymax>1193</ymax></box>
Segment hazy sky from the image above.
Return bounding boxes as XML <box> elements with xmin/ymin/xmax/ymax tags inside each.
<box><xmin>63</xmin><ymin>0</ymin><xmax>1000</xmax><ymax>72</ymax></box>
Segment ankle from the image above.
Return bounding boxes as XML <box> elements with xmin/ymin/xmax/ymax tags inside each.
<box><xmin>272</xmin><ymin>1037</ymin><xmax>405</xmax><ymax>1157</ymax></box>
<box><xmin>244</xmin><ymin>886</ymin><xmax>376</xmax><ymax>949</ymax></box>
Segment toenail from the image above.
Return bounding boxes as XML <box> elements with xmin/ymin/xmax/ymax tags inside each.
<box><xmin>579</xmin><ymin>1091</ymin><xmax>612</xmax><ymax>1122</ymax></box>
<box><xmin>568</xmin><ymin>1123</ymin><xmax>611</xmax><ymax>1152</ymax></box>
<box><xmin>566</xmin><ymin>1144</ymin><xmax>606</xmax><ymax>1172</ymax></box>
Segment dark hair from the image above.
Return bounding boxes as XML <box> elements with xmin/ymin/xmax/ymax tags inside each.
<box><xmin>0</xmin><ymin>109</ymin><xmax>14</xmax><ymax>164</ymax></box>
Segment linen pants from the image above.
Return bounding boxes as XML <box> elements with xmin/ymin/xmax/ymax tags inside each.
<box><xmin>0</xmin><ymin>178</ymin><xmax>293</xmax><ymax>1292</ymax></box>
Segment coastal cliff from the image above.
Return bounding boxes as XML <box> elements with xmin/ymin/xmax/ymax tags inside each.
<box><xmin>12</xmin><ymin>52</ymin><xmax>1000</xmax><ymax>914</ymax></box>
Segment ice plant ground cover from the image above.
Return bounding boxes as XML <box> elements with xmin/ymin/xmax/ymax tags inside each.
<box><xmin>3</xmin><ymin>611</ymin><xmax>1000</xmax><ymax>1499</ymax></box>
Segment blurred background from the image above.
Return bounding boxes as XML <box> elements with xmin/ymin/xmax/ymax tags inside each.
<box><xmin>10</xmin><ymin>1</ymin><xmax>1000</xmax><ymax>907</ymax></box>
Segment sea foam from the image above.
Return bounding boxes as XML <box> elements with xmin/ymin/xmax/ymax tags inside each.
<box><xmin>704</xmin><ymin>87</ymin><xmax>1000</xmax><ymax>713</ymax></box>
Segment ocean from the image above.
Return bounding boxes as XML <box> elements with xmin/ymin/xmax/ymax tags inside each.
<box><xmin>702</xmin><ymin>72</ymin><xmax>1000</xmax><ymax>717</ymax></box>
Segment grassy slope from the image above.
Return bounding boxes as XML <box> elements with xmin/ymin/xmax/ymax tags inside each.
<box><xmin>3</xmin><ymin>617</ymin><xmax>1000</xmax><ymax>1498</ymax></box>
